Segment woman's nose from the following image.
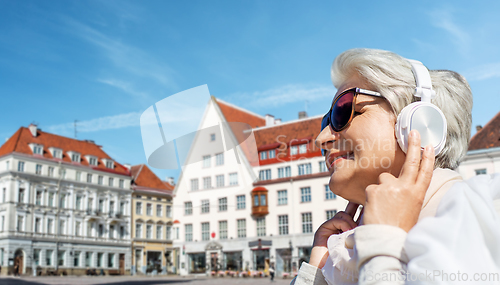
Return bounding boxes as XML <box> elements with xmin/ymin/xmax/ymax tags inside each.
<box><xmin>315</xmin><ymin>126</ymin><xmax>338</xmax><ymax>150</ymax></box>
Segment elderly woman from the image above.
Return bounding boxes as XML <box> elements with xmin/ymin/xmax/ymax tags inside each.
<box><xmin>291</xmin><ymin>48</ymin><xmax>500</xmax><ymax>285</ymax></box>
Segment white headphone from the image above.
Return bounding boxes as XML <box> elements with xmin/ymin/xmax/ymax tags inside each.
<box><xmin>395</xmin><ymin>59</ymin><xmax>447</xmax><ymax>156</ymax></box>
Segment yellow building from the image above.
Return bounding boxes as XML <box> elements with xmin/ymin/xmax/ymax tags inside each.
<box><xmin>130</xmin><ymin>164</ymin><xmax>175</xmax><ymax>275</ymax></box>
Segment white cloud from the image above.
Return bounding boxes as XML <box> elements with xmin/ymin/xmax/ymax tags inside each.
<box><xmin>464</xmin><ymin>62</ymin><xmax>500</xmax><ymax>81</ymax></box>
<box><xmin>229</xmin><ymin>84</ymin><xmax>335</xmax><ymax>107</ymax></box>
<box><xmin>429</xmin><ymin>8</ymin><xmax>470</xmax><ymax>53</ymax></box>
<box><xmin>98</xmin><ymin>78</ymin><xmax>150</xmax><ymax>100</ymax></box>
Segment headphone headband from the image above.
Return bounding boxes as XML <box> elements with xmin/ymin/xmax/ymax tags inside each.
<box><xmin>407</xmin><ymin>59</ymin><xmax>436</xmax><ymax>103</ymax></box>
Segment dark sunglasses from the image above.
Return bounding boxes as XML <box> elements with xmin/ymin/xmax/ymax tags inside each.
<box><xmin>321</xmin><ymin>87</ymin><xmax>384</xmax><ymax>156</ymax></box>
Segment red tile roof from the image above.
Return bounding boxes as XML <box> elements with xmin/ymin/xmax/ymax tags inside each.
<box><xmin>469</xmin><ymin>111</ymin><xmax>500</xmax><ymax>150</ymax></box>
<box><xmin>131</xmin><ymin>164</ymin><xmax>174</xmax><ymax>193</ymax></box>
<box><xmin>215</xmin><ymin>98</ymin><xmax>266</xmax><ymax>128</ymax></box>
<box><xmin>0</xmin><ymin>126</ymin><xmax>129</xmax><ymax>175</ymax></box>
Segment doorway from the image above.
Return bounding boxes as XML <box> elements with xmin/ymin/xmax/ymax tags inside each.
<box><xmin>14</xmin><ymin>249</ymin><xmax>24</xmax><ymax>275</ymax></box>
<box><xmin>119</xmin><ymin>254</ymin><xmax>125</xmax><ymax>275</ymax></box>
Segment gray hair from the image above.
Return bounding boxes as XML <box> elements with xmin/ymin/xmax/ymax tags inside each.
<box><xmin>331</xmin><ymin>48</ymin><xmax>472</xmax><ymax>169</ymax></box>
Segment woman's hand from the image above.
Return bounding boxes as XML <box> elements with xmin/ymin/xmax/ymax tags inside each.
<box><xmin>309</xmin><ymin>202</ymin><xmax>360</xmax><ymax>268</ymax></box>
<box><xmin>363</xmin><ymin>130</ymin><xmax>435</xmax><ymax>232</ymax></box>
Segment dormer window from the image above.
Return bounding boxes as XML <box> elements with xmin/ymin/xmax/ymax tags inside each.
<box><xmin>68</xmin><ymin>151</ymin><xmax>81</xmax><ymax>163</ymax></box>
<box><xmin>49</xmin><ymin>147</ymin><xmax>63</xmax><ymax>159</ymax></box>
<box><xmin>102</xmin><ymin>158</ymin><xmax>114</xmax><ymax>169</ymax></box>
<box><xmin>29</xmin><ymin>144</ymin><xmax>44</xmax><ymax>155</ymax></box>
<box><xmin>85</xmin><ymin>155</ymin><xmax>98</xmax><ymax>166</ymax></box>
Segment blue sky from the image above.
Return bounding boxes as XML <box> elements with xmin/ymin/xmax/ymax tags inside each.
<box><xmin>1</xmin><ymin>0</ymin><xmax>500</xmax><ymax>182</ymax></box>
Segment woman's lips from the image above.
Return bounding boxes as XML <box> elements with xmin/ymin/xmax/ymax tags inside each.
<box><xmin>328</xmin><ymin>152</ymin><xmax>354</xmax><ymax>172</ymax></box>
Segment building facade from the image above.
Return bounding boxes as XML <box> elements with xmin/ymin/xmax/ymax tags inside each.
<box><xmin>130</xmin><ymin>164</ymin><xmax>175</xmax><ymax>275</ymax></box>
<box><xmin>0</xmin><ymin>125</ymin><xmax>132</xmax><ymax>276</ymax></box>
<box><xmin>172</xmin><ymin>98</ymin><xmax>347</xmax><ymax>277</ymax></box>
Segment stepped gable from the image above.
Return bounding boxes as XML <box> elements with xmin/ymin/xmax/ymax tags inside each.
<box><xmin>131</xmin><ymin>164</ymin><xmax>173</xmax><ymax>193</ymax></box>
<box><xmin>469</xmin><ymin>111</ymin><xmax>500</xmax><ymax>150</ymax></box>
<box><xmin>0</xmin><ymin>126</ymin><xmax>129</xmax><ymax>175</ymax></box>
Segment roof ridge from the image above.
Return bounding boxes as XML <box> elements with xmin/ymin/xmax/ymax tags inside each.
<box><xmin>134</xmin><ymin>164</ymin><xmax>145</xmax><ymax>181</ymax></box>
<box><xmin>252</xmin><ymin>114</ymin><xmax>323</xmax><ymax>132</ymax></box>
<box><xmin>470</xmin><ymin>110</ymin><xmax>500</xmax><ymax>142</ymax></box>
<box><xmin>214</xmin><ymin>97</ymin><xmax>266</xmax><ymax>120</ymax></box>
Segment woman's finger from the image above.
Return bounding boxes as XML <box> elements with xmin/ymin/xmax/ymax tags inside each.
<box><xmin>334</xmin><ymin>212</ymin><xmax>358</xmax><ymax>229</ymax></box>
<box><xmin>344</xmin><ymin>202</ymin><xmax>359</xmax><ymax>218</ymax></box>
<box><xmin>399</xmin><ymin>130</ymin><xmax>422</xmax><ymax>182</ymax></box>
<box><xmin>416</xmin><ymin>144</ymin><xmax>435</xmax><ymax>197</ymax></box>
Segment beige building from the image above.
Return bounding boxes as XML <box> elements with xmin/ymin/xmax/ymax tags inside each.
<box><xmin>130</xmin><ymin>164</ymin><xmax>174</xmax><ymax>275</ymax></box>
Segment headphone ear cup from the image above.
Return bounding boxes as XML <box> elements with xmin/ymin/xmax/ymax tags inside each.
<box><xmin>395</xmin><ymin>102</ymin><xmax>447</xmax><ymax>156</ymax></box>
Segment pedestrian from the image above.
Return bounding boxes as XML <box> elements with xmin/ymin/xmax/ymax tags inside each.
<box><xmin>269</xmin><ymin>263</ymin><xmax>275</xmax><ymax>282</ymax></box>
<box><xmin>14</xmin><ymin>263</ymin><xmax>19</xmax><ymax>277</ymax></box>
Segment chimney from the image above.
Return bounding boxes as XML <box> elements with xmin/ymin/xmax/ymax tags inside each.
<box><xmin>275</xmin><ymin>118</ymin><xmax>282</xmax><ymax>125</ymax></box>
<box><xmin>476</xmin><ymin>125</ymin><xmax>483</xmax><ymax>132</ymax></box>
<box><xmin>265</xmin><ymin>114</ymin><xmax>275</xmax><ymax>126</ymax></box>
<box><xmin>298</xmin><ymin>111</ymin><xmax>308</xmax><ymax>119</ymax></box>
<box><xmin>28</xmin><ymin>124</ymin><xmax>38</xmax><ymax>137</ymax></box>
<box><xmin>166</xmin><ymin>177</ymin><xmax>175</xmax><ymax>185</ymax></box>
<box><xmin>123</xmin><ymin>164</ymin><xmax>131</xmax><ymax>170</ymax></box>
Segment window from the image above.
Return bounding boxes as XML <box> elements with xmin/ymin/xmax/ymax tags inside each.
<box><xmin>47</xmin><ymin>218</ymin><xmax>53</xmax><ymax>234</ymax></box>
<box><xmin>98</xmin><ymin>224</ymin><xmax>104</xmax><ymax>237</ymax></box>
<box><xmin>87</xmin><ymin>173</ymin><xmax>92</xmax><ymax>183</ymax></box>
<box><xmin>290</xmin><ymin>145</ymin><xmax>298</xmax><ymax>155</ymax></box>
<box><xmin>256</xmin><ymin>217</ymin><xmax>266</xmax><ymax>237</ymax></box>
<box><xmin>278</xmin><ymin>215</ymin><xmax>289</xmax><ymax>235</ymax></box>
<box><xmin>85</xmin><ymin>252</ymin><xmax>92</xmax><ymax>267</ymax></box>
<box><xmin>229</xmin><ymin>173</ymin><xmax>238</xmax><ymax>185</ymax></box>
<box><xmin>0</xmin><ymin>216</ymin><xmax>3</xmax><ymax>231</ymax></box>
<box><xmin>60</xmin><ymin>194</ymin><xmax>66</xmax><ymax>208</ymax></box>
<box><xmin>260</xmin><ymin>194</ymin><xmax>266</xmax><ymax>206</ymax></box>
<box><xmin>17</xmin><ymin>215</ymin><xmax>24</xmax><ymax>231</ymax></box>
<box><xmin>74</xmin><ymin>251</ymin><xmax>81</xmax><ymax>267</ymax></box>
<box><xmin>216</xmin><ymin>175</ymin><xmax>224</xmax><ymax>187</ymax></box>
<box><xmin>33</xmin><ymin>145</ymin><xmax>43</xmax><ymax>155</ymax></box>
<box><xmin>475</xmin><ymin>168</ymin><xmax>487</xmax><ymax>175</ymax></box>
<box><xmin>157</xmin><ymin>204</ymin><xmax>162</xmax><ymax>217</ymax></box>
<box><xmin>325</xmin><ymin>185</ymin><xmax>336</xmax><ymax>200</ymax></box>
<box><xmin>260</xmin><ymin>151</ymin><xmax>267</xmax><ymax>160</ymax></box>
<box><xmin>120</xmin><ymin>226</ymin><xmax>125</xmax><ymax>239</ymax></box>
<box><xmin>301</xmin><ymin>187</ymin><xmax>311</xmax><ymax>203</ymax></box>
<box><xmin>298</xmin><ymin>163</ymin><xmax>312</xmax><ymax>175</ymax></box>
<box><xmin>119</xmin><ymin>179</ymin><xmax>124</xmax><ymax>188</ymax></box>
<box><xmin>215</xmin><ymin>153</ymin><xmax>224</xmax><ymax>165</ymax></box>
<box><xmin>46</xmin><ymin>250</ymin><xmax>53</xmax><ymax>266</ymax></box>
<box><xmin>48</xmin><ymin>192</ymin><xmax>54</xmax><ymax>207</ymax></box>
<box><xmin>326</xmin><ymin>210</ymin><xmax>337</xmax><ymax>220</ymax></box>
<box><xmin>89</xmin><ymin>157</ymin><xmax>98</xmax><ymax>166</ymax></box>
<box><xmin>76</xmin><ymin>196</ymin><xmax>82</xmax><ymax>210</ymax></box>
<box><xmin>278</xmin><ymin>166</ymin><xmax>291</xmax><ymax>178</ymax></box>
<box><xmin>268</xmin><ymin>149</ymin><xmax>276</xmax><ymax>159</ymax></box>
<box><xmin>120</xmin><ymin>202</ymin><xmax>125</xmax><ymax>215</ymax></box>
<box><xmin>203</xmin><ymin>155</ymin><xmax>211</xmax><ymax>168</ymax></box>
<box><xmin>299</xmin><ymin>144</ymin><xmax>307</xmax><ymax>154</ymax></box>
<box><xmin>302</xmin><ymin>213</ymin><xmax>313</xmax><ymax>233</ymax></box>
<box><xmin>236</xmin><ymin>195</ymin><xmax>245</xmax><ymax>209</ymax></box>
<box><xmin>166</xmin><ymin>205</ymin><xmax>172</xmax><ymax>218</ymax></box>
<box><xmin>146</xmin><ymin>203</ymin><xmax>152</xmax><ymax>216</ymax></box>
<box><xmin>201</xmin><ymin>222</ymin><xmax>210</xmax><ymax>241</ymax></box>
<box><xmin>72</xmin><ymin>153</ymin><xmax>80</xmax><ymax>162</ymax></box>
<box><xmin>58</xmin><ymin>251</ymin><xmax>65</xmax><ymax>266</ymax></box>
<box><xmin>254</xmin><ymin>195</ymin><xmax>259</xmax><ymax>206</ymax></box>
<box><xmin>53</xmin><ymin>149</ymin><xmax>62</xmax><ymax>159</ymax></box>
<box><xmin>259</xmin><ymin>169</ymin><xmax>271</xmax><ymax>181</ymax></box>
<box><xmin>184</xmin><ymin>202</ymin><xmax>192</xmax><ymax>215</ymax></box>
<box><xmin>18</xmin><ymin>161</ymin><xmax>25</xmax><ymax>172</ymax></box>
<box><xmin>278</xmin><ymin>190</ymin><xmax>288</xmax><ymax>205</ymax></box>
<box><xmin>166</xmin><ymin>226</ymin><xmax>172</xmax><ymax>240</ymax></box>
<box><xmin>190</xmin><ymin>179</ymin><xmax>199</xmax><ymax>191</ymax></box>
<box><xmin>2</xmin><ymin>188</ymin><xmax>5</xmax><ymax>203</ymax></box>
<box><xmin>98</xmin><ymin>199</ymin><xmax>104</xmax><ymax>212</ymax></box>
<box><xmin>108</xmin><ymin>177</ymin><xmax>114</xmax><ymax>187</ymax></box>
<box><xmin>36</xmin><ymin>164</ymin><xmax>42</xmax><ymax>175</ymax></box>
<box><xmin>35</xmin><ymin>217</ymin><xmax>41</xmax><ymax>233</ymax></box>
<box><xmin>98</xmin><ymin>176</ymin><xmax>103</xmax><ymax>185</ymax></box>
<box><xmin>5</xmin><ymin>161</ymin><xmax>9</xmax><ymax>171</ymax></box>
<box><xmin>219</xmin><ymin>197</ymin><xmax>227</xmax><ymax>211</ymax></box>
<box><xmin>75</xmin><ymin>221</ymin><xmax>81</xmax><ymax>236</ymax></box>
<box><xmin>106</xmin><ymin>160</ymin><xmax>114</xmax><ymax>169</ymax></box>
<box><xmin>136</xmin><ymin>202</ymin><xmax>142</xmax><ymax>215</ymax></box>
<box><xmin>156</xmin><ymin>225</ymin><xmax>162</xmax><ymax>239</ymax></box>
<box><xmin>135</xmin><ymin>224</ymin><xmax>142</xmax><ymax>238</ymax></box>
<box><xmin>48</xmin><ymin>166</ymin><xmax>54</xmax><ymax>177</ymax></box>
<box><xmin>201</xmin><ymin>199</ymin><xmax>210</xmax><ymax>213</ymax></box>
<box><xmin>237</xmin><ymin>219</ymin><xmax>246</xmax><ymax>238</ymax></box>
<box><xmin>34</xmin><ymin>249</ymin><xmax>41</xmax><ymax>266</ymax></box>
<box><xmin>76</xmin><ymin>171</ymin><xmax>81</xmax><ymax>181</ymax></box>
<box><xmin>59</xmin><ymin>168</ymin><xmax>66</xmax><ymax>179</ymax></box>
<box><xmin>36</xmin><ymin>191</ymin><xmax>42</xmax><ymax>205</ymax></box>
<box><xmin>146</xmin><ymin>225</ymin><xmax>152</xmax><ymax>239</ymax></box>
<box><xmin>203</xmin><ymin>177</ymin><xmax>211</xmax><ymax>189</ymax></box>
<box><xmin>219</xmin><ymin>221</ymin><xmax>227</xmax><ymax>239</ymax></box>
<box><xmin>210</xmin><ymin>133</ymin><xmax>216</xmax><ymax>141</ymax></box>
<box><xmin>319</xmin><ymin>161</ymin><xmax>328</xmax><ymax>172</ymax></box>
<box><xmin>185</xmin><ymin>224</ymin><xmax>193</xmax><ymax>241</ymax></box>
<box><xmin>109</xmin><ymin>201</ymin><xmax>115</xmax><ymax>214</ymax></box>
<box><xmin>97</xmin><ymin>253</ymin><xmax>104</xmax><ymax>267</ymax></box>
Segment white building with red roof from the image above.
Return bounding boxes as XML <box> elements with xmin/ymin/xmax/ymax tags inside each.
<box><xmin>172</xmin><ymin>98</ymin><xmax>347</xmax><ymax>277</ymax></box>
<box><xmin>0</xmin><ymin>124</ymin><xmax>132</xmax><ymax>276</ymax></box>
